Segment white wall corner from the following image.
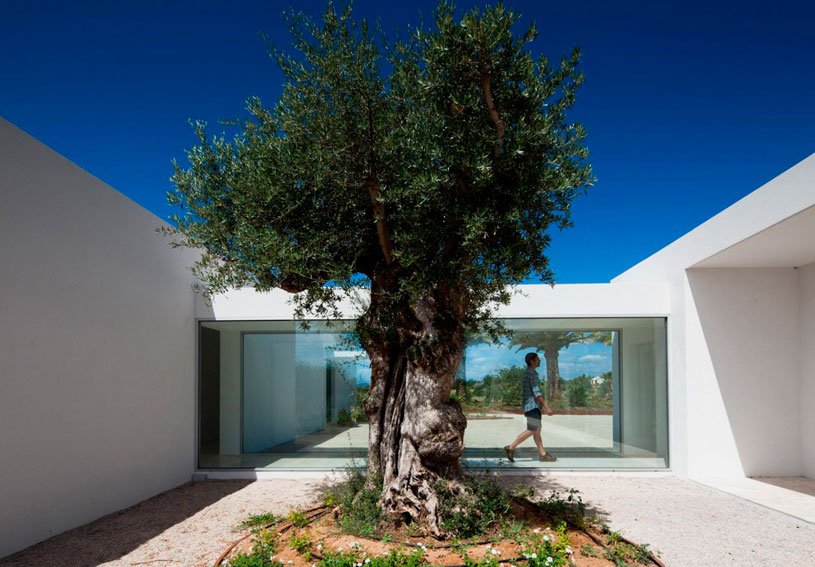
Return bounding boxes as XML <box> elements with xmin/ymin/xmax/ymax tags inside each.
<box><xmin>798</xmin><ymin>262</ymin><xmax>815</xmax><ymax>477</ymax></box>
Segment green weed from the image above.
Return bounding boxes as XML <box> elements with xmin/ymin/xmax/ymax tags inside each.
<box><xmin>462</xmin><ymin>544</ymin><xmax>503</xmax><ymax>567</ymax></box>
<box><xmin>286</xmin><ymin>510</ymin><xmax>309</xmax><ymax>528</ymax></box>
<box><xmin>499</xmin><ymin>518</ymin><xmax>528</xmax><ymax>540</ymax></box>
<box><xmin>322</xmin><ymin>469</ymin><xmax>383</xmax><ymax>537</ymax></box>
<box><xmin>536</xmin><ymin>489</ymin><xmax>587</xmax><ymax>528</ymax></box>
<box><xmin>436</xmin><ymin>474</ymin><xmax>512</xmax><ymax>538</ymax></box>
<box><xmin>580</xmin><ymin>543</ymin><xmax>601</xmax><ymax>558</ymax></box>
<box><xmin>227</xmin><ymin>528</ymin><xmax>281</xmax><ymax>567</ymax></box>
<box><xmin>603</xmin><ymin>531</ymin><xmax>654</xmax><ymax>566</ymax></box>
<box><xmin>318</xmin><ymin>546</ymin><xmax>427</xmax><ymax>567</ymax></box>
<box><xmin>517</xmin><ymin>522</ymin><xmax>574</xmax><ymax>567</ymax></box>
<box><xmin>289</xmin><ymin>530</ymin><xmax>313</xmax><ymax>556</ymax></box>
<box><xmin>238</xmin><ymin>512</ymin><xmax>278</xmax><ymax>531</ymax></box>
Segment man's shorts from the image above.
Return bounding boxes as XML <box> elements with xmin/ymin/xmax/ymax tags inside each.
<box><xmin>524</xmin><ymin>408</ymin><xmax>542</xmax><ymax>431</ymax></box>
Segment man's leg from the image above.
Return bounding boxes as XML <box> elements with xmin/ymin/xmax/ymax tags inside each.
<box><xmin>532</xmin><ymin>428</ymin><xmax>546</xmax><ymax>457</ymax></box>
<box><xmin>505</xmin><ymin>429</ymin><xmax>533</xmax><ymax>461</ymax></box>
<box><xmin>533</xmin><ymin>429</ymin><xmax>557</xmax><ymax>461</ymax></box>
<box><xmin>508</xmin><ymin>429</ymin><xmax>533</xmax><ymax>450</ymax></box>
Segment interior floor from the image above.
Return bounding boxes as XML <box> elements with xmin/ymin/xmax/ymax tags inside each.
<box><xmin>200</xmin><ymin>414</ymin><xmax>667</xmax><ymax>470</ymax></box>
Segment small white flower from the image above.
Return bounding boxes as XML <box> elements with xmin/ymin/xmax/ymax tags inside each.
<box><xmin>533</xmin><ymin>528</ymin><xmax>542</xmax><ymax>534</ymax></box>
<box><xmin>350</xmin><ymin>541</ymin><xmax>360</xmax><ymax>549</ymax></box>
<box><xmin>490</xmin><ymin>548</ymin><xmax>501</xmax><ymax>556</ymax></box>
<box><xmin>566</xmin><ymin>546</ymin><xmax>573</xmax><ymax>555</ymax></box>
<box><xmin>365</xmin><ymin>559</ymin><xmax>371</xmax><ymax>564</ymax></box>
<box><xmin>543</xmin><ymin>535</ymin><xmax>550</xmax><ymax>542</ymax></box>
<box><xmin>337</xmin><ymin>547</ymin><xmax>344</xmax><ymax>552</ymax></box>
<box><xmin>316</xmin><ymin>543</ymin><xmax>323</xmax><ymax>551</ymax></box>
<box><xmin>546</xmin><ymin>557</ymin><xmax>553</xmax><ymax>564</ymax></box>
<box><xmin>288</xmin><ymin>562</ymin><xmax>294</xmax><ymax>565</ymax></box>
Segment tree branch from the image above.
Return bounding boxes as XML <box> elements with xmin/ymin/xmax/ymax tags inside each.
<box><xmin>366</xmin><ymin>176</ymin><xmax>394</xmax><ymax>266</ymax></box>
<box><xmin>364</xmin><ymin>91</ymin><xmax>394</xmax><ymax>267</ymax></box>
<box><xmin>258</xmin><ymin>271</ymin><xmax>326</xmax><ymax>293</ymax></box>
<box><xmin>480</xmin><ymin>60</ymin><xmax>505</xmax><ymax>157</ymax></box>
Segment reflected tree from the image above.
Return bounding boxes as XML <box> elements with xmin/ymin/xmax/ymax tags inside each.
<box><xmin>511</xmin><ymin>331</ymin><xmax>610</xmax><ymax>400</ymax></box>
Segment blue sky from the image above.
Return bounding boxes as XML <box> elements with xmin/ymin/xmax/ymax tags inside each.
<box><xmin>2</xmin><ymin>0</ymin><xmax>813</xmax><ymax>282</ymax></box>
<box><xmin>301</xmin><ymin>331</ymin><xmax>612</xmax><ymax>385</ymax></box>
<box><xmin>464</xmin><ymin>340</ymin><xmax>611</xmax><ymax>381</ymax></box>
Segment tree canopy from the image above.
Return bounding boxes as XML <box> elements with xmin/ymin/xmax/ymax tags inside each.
<box><xmin>165</xmin><ymin>1</ymin><xmax>593</xmax><ymax>533</ymax></box>
<box><xmin>166</xmin><ymin>1</ymin><xmax>592</xmax><ymax>329</ymax></box>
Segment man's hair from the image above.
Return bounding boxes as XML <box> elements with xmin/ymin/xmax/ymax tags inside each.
<box><xmin>525</xmin><ymin>352</ymin><xmax>539</xmax><ymax>366</ymax></box>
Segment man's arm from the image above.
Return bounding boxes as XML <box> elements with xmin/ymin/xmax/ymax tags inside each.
<box><xmin>530</xmin><ymin>375</ymin><xmax>553</xmax><ymax>416</ymax></box>
<box><xmin>537</xmin><ymin>394</ymin><xmax>554</xmax><ymax>416</ymax></box>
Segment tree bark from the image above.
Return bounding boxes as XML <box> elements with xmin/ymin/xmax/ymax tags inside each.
<box><xmin>360</xmin><ymin>290</ymin><xmax>468</xmax><ymax>536</ymax></box>
<box><xmin>543</xmin><ymin>349</ymin><xmax>561</xmax><ymax>401</ymax></box>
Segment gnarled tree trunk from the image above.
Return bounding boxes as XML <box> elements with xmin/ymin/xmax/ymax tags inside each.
<box><xmin>360</xmin><ymin>288</ymin><xmax>468</xmax><ymax>536</ymax></box>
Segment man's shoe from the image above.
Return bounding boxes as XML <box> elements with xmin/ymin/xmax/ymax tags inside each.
<box><xmin>504</xmin><ymin>446</ymin><xmax>515</xmax><ymax>462</ymax></box>
<box><xmin>539</xmin><ymin>452</ymin><xmax>557</xmax><ymax>462</ymax></box>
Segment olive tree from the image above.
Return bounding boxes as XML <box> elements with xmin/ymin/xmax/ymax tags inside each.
<box><xmin>165</xmin><ymin>2</ymin><xmax>592</xmax><ymax>535</ymax></box>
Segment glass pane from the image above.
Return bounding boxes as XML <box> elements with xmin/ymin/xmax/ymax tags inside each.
<box><xmin>456</xmin><ymin>329</ymin><xmax>618</xmax><ymax>459</ymax></box>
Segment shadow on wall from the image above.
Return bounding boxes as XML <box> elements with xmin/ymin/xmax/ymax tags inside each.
<box><xmin>197</xmin><ymin>294</ymin><xmax>216</xmax><ymax>320</ymax></box>
<box><xmin>687</xmin><ymin>268</ymin><xmax>801</xmax><ymax>477</ymax></box>
<box><xmin>0</xmin><ymin>481</ymin><xmax>249</xmax><ymax>567</ymax></box>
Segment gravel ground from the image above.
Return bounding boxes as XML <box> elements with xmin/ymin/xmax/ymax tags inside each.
<box><xmin>502</xmin><ymin>475</ymin><xmax>815</xmax><ymax>567</ymax></box>
<box><xmin>1</xmin><ymin>475</ymin><xmax>813</xmax><ymax>567</ymax></box>
<box><xmin>0</xmin><ymin>479</ymin><xmax>322</xmax><ymax>567</ymax></box>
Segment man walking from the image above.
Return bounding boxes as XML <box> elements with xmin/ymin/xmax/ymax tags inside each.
<box><xmin>504</xmin><ymin>352</ymin><xmax>557</xmax><ymax>462</ymax></box>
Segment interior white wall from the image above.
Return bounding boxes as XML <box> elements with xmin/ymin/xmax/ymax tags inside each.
<box><xmin>620</xmin><ymin>321</ymin><xmax>666</xmax><ymax>455</ymax></box>
<box><xmin>685</xmin><ymin>268</ymin><xmax>800</xmax><ymax>478</ymax></box>
<box><xmin>0</xmin><ymin>120</ymin><xmax>197</xmax><ymax>558</ymax></box>
<box><xmin>243</xmin><ymin>334</ymin><xmax>297</xmax><ymax>451</ymax></box>
<box><xmin>799</xmin><ymin>262</ymin><xmax>815</xmax><ymax>477</ymax></box>
<box><xmin>295</xmin><ymin>338</ymin><xmax>330</xmax><ymax>435</ymax></box>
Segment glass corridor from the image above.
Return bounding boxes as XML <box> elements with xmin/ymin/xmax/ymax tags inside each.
<box><xmin>198</xmin><ymin>318</ymin><xmax>668</xmax><ymax>470</ymax></box>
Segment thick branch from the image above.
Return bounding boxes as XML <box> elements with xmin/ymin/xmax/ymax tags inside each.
<box><xmin>258</xmin><ymin>271</ymin><xmax>325</xmax><ymax>293</ymax></box>
<box><xmin>366</xmin><ymin>177</ymin><xmax>394</xmax><ymax>266</ymax></box>
<box><xmin>362</xmin><ymin>91</ymin><xmax>394</xmax><ymax>268</ymax></box>
<box><xmin>481</xmin><ymin>71</ymin><xmax>505</xmax><ymax>157</ymax></box>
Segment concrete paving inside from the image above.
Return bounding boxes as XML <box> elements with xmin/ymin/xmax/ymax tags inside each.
<box><xmin>200</xmin><ymin>414</ymin><xmax>667</xmax><ymax>470</ymax></box>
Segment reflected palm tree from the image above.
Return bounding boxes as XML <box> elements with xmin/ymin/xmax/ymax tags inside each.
<box><xmin>510</xmin><ymin>331</ymin><xmax>610</xmax><ymax>400</ymax></box>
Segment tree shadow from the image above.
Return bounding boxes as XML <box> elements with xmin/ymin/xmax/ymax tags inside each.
<box><xmin>0</xmin><ymin>480</ymin><xmax>249</xmax><ymax>567</ymax></box>
<box><xmin>496</xmin><ymin>474</ymin><xmax>612</xmax><ymax>524</ymax></box>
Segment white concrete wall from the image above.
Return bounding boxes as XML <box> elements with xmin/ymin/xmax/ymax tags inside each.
<box><xmin>800</xmin><ymin>262</ymin><xmax>815</xmax><ymax>477</ymax></box>
<box><xmin>613</xmin><ymin>155</ymin><xmax>815</xmax><ymax>480</ymax></box>
<box><xmin>0</xmin><ymin>119</ymin><xmax>197</xmax><ymax>558</ymax></box>
<box><xmin>685</xmin><ymin>268</ymin><xmax>800</xmax><ymax>477</ymax></box>
<box><xmin>199</xmin><ymin>282</ymin><xmax>671</xmax><ymax>321</ymax></box>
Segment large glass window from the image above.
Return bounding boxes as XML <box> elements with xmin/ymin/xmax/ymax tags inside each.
<box><xmin>198</xmin><ymin>318</ymin><xmax>667</xmax><ymax>470</ymax></box>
